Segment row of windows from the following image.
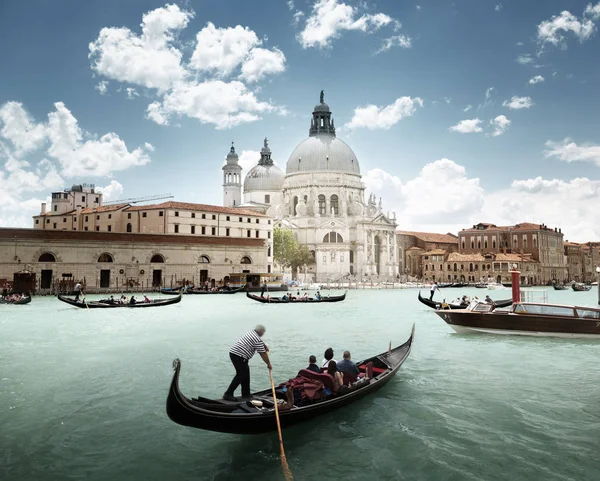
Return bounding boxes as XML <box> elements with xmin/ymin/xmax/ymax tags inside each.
<box><xmin>37</xmin><ymin>252</ymin><xmax>250</xmax><ymax>264</ymax></box>
<box><xmin>461</xmin><ymin>235</ymin><xmax>539</xmax><ymax>250</ymax></box>
<box><xmin>293</xmin><ymin>194</ymin><xmax>340</xmax><ymax>216</ymax></box>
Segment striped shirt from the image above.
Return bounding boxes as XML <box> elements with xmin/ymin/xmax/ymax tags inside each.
<box><xmin>229</xmin><ymin>330</ymin><xmax>266</xmax><ymax>360</ymax></box>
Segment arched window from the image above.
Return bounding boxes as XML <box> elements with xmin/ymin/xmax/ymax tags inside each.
<box><xmin>151</xmin><ymin>254</ymin><xmax>164</xmax><ymax>263</ymax></box>
<box><xmin>38</xmin><ymin>253</ymin><xmax>56</xmax><ymax>262</ymax></box>
<box><xmin>98</xmin><ymin>253</ymin><xmax>113</xmax><ymax>262</ymax></box>
<box><xmin>126</xmin><ymin>223</ymin><xmax>132</xmax><ymax>233</ymax></box>
<box><xmin>330</xmin><ymin>194</ymin><xmax>339</xmax><ymax>215</ymax></box>
<box><xmin>199</xmin><ymin>255</ymin><xmax>210</xmax><ymax>263</ymax></box>
<box><xmin>241</xmin><ymin>256</ymin><xmax>252</xmax><ymax>264</ymax></box>
<box><xmin>293</xmin><ymin>196</ymin><xmax>298</xmax><ymax>216</ymax></box>
<box><xmin>475</xmin><ymin>264</ymin><xmax>479</xmax><ymax>271</ymax></box>
<box><xmin>323</xmin><ymin>232</ymin><xmax>343</xmax><ymax>243</ymax></box>
<box><xmin>318</xmin><ymin>195</ymin><xmax>326</xmax><ymax>215</ymax></box>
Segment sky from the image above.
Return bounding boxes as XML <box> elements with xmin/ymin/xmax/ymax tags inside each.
<box><xmin>1</xmin><ymin>0</ymin><xmax>600</xmax><ymax>241</ymax></box>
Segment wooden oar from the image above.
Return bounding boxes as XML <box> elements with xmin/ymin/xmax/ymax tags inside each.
<box><xmin>268</xmin><ymin>368</ymin><xmax>293</xmax><ymax>481</ymax></box>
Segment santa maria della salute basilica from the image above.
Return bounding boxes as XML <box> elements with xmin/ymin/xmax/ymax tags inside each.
<box><xmin>222</xmin><ymin>92</ymin><xmax>398</xmax><ymax>282</ymax></box>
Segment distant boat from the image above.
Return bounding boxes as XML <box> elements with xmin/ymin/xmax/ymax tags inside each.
<box><xmin>434</xmin><ymin>300</ymin><xmax>600</xmax><ymax>339</ymax></box>
<box><xmin>58</xmin><ymin>293</ymin><xmax>182</xmax><ymax>308</ymax></box>
<box><xmin>552</xmin><ymin>283</ymin><xmax>569</xmax><ymax>291</ymax></box>
<box><xmin>246</xmin><ymin>291</ymin><xmax>346</xmax><ymax>304</ymax></box>
<box><xmin>418</xmin><ymin>291</ymin><xmax>512</xmax><ymax>310</ymax></box>
<box><xmin>1</xmin><ymin>295</ymin><xmax>31</xmax><ymax>305</ymax></box>
<box><xmin>161</xmin><ymin>286</ymin><xmax>245</xmax><ymax>295</ymax></box>
<box><xmin>572</xmin><ymin>283</ymin><xmax>592</xmax><ymax>292</ymax></box>
<box><xmin>487</xmin><ymin>282</ymin><xmax>508</xmax><ymax>291</ymax></box>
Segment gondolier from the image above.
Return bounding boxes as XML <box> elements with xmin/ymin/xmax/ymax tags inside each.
<box><xmin>223</xmin><ymin>325</ymin><xmax>271</xmax><ymax>402</ymax></box>
<box><xmin>429</xmin><ymin>281</ymin><xmax>440</xmax><ymax>301</ymax></box>
<box><xmin>74</xmin><ymin>281</ymin><xmax>83</xmax><ymax>301</ymax></box>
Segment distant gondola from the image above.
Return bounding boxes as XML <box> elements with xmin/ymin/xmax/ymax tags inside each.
<box><xmin>57</xmin><ymin>293</ymin><xmax>182</xmax><ymax>308</ymax></box>
<box><xmin>165</xmin><ymin>325</ymin><xmax>415</xmax><ymax>435</ymax></box>
<box><xmin>161</xmin><ymin>286</ymin><xmax>245</xmax><ymax>295</ymax></box>
<box><xmin>1</xmin><ymin>295</ymin><xmax>32</xmax><ymax>305</ymax></box>
<box><xmin>418</xmin><ymin>291</ymin><xmax>512</xmax><ymax>310</ymax></box>
<box><xmin>572</xmin><ymin>283</ymin><xmax>592</xmax><ymax>292</ymax></box>
<box><xmin>246</xmin><ymin>291</ymin><xmax>346</xmax><ymax>303</ymax></box>
<box><xmin>552</xmin><ymin>283</ymin><xmax>569</xmax><ymax>291</ymax></box>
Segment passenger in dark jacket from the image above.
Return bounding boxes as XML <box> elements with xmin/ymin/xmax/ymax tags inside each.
<box><xmin>306</xmin><ymin>355</ymin><xmax>320</xmax><ymax>373</ymax></box>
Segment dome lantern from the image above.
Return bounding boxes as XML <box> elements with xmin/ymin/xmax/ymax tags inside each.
<box><xmin>309</xmin><ymin>90</ymin><xmax>336</xmax><ymax>137</ymax></box>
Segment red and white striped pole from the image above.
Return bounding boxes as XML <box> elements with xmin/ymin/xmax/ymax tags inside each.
<box><xmin>511</xmin><ymin>264</ymin><xmax>521</xmax><ymax>303</ymax></box>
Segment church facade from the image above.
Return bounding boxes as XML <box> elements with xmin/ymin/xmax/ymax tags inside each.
<box><xmin>222</xmin><ymin>93</ymin><xmax>398</xmax><ymax>282</ymax></box>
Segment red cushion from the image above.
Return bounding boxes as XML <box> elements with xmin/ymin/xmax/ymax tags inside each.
<box><xmin>359</xmin><ymin>365</ymin><xmax>386</xmax><ymax>374</ymax></box>
<box><xmin>296</xmin><ymin>369</ymin><xmax>335</xmax><ymax>392</ymax></box>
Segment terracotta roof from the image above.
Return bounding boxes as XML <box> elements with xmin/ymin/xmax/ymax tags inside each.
<box><xmin>35</xmin><ymin>210</ymin><xmax>76</xmax><ymax>217</ymax></box>
<box><xmin>460</xmin><ymin>224</ymin><xmax>510</xmax><ymax>233</ymax></box>
<box><xmin>124</xmin><ymin>201</ymin><xmax>266</xmax><ymax>217</ymax></box>
<box><xmin>446</xmin><ymin>252</ymin><xmax>486</xmax><ymax>262</ymax></box>
<box><xmin>495</xmin><ymin>253</ymin><xmax>536</xmax><ymax>263</ymax></box>
<box><xmin>461</xmin><ymin>222</ymin><xmax>562</xmax><ymax>233</ymax></box>
<box><xmin>406</xmin><ymin>246</ymin><xmax>423</xmax><ymax>251</ymax></box>
<box><xmin>0</xmin><ymin>228</ymin><xmax>265</xmax><ymax>247</ymax></box>
<box><xmin>80</xmin><ymin>203</ymin><xmax>130</xmax><ymax>214</ymax></box>
<box><xmin>420</xmin><ymin>249</ymin><xmax>447</xmax><ymax>256</ymax></box>
<box><xmin>396</xmin><ymin>231</ymin><xmax>458</xmax><ymax>244</ymax></box>
<box><xmin>564</xmin><ymin>241</ymin><xmax>581</xmax><ymax>247</ymax></box>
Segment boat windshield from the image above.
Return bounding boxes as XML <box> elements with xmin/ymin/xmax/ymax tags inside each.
<box><xmin>469</xmin><ymin>302</ymin><xmax>494</xmax><ymax>313</ymax></box>
<box><xmin>514</xmin><ymin>304</ymin><xmax>575</xmax><ymax>317</ymax></box>
<box><xmin>576</xmin><ymin>308</ymin><xmax>600</xmax><ymax>319</ymax></box>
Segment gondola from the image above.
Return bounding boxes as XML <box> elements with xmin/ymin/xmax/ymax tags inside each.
<box><xmin>166</xmin><ymin>325</ymin><xmax>415</xmax><ymax>434</ymax></box>
<box><xmin>161</xmin><ymin>286</ymin><xmax>245</xmax><ymax>295</ymax></box>
<box><xmin>57</xmin><ymin>292</ymin><xmax>182</xmax><ymax>308</ymax></box>
<box><xmin>1</xmin><ymin>295</ymin><xmax>31</xmax><ymax>305</ymax></box>
<box><xmin>553</xmin><ymin>283</ymin><xmax>569</xmax><ymax>291</ymax></box>
<box><xmin>418</xmin><ymin>291</ymin><xmax>512</xmax><ymax>310</ymax></box>
<box><xmin>572</xmin><ymin>283</ymin><xmax>592</xmax><ymax>292</ymax></box>
<box><xmin>246</xmin><ymin>291</ymin><xmax>346</xmax><ymax>303</ymax></box>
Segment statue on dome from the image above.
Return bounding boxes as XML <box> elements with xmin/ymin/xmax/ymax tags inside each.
<box><xmin>320</xmin><ymin>90</ymin><xmax>324</xmax><ymax>103</ymax></box>
<box><xmin>263</xmin><ymin>137</ymin><xmax>269</xmax><ymax>149</ymax></box>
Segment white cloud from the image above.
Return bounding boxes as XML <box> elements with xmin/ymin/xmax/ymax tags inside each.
<box><xmin>287</xmin><ymin>0</ymin><xmax>295</xmax><ymax>11</ymax></box>
<box><xmin>98</xmin><ymin>180</ymin><xmax>124</xmax><ymax>201</ymax></box>
<box><xmin>95</xmin><ymin>81</ymin><xmax>109</xmax><ymax>95</ymax></box>
<box><xmin>376</xmin><ymin>34</ymin><xmax>412</xmax><ymax>54</ymax></box>
<box><xmin>416</xmin><ymin>5</ymin><xmax>422</xmax><ymax>10</ymax></box>
<box><xmin>189</xmin><ymin>22</ymin><xmax>260</xmax><ymax>76</ymax></box>
<box><xmin>90</xmin><ymin>5</ymin><xmax>284</xmax><ymax>129</ymax></box>
<box><xmin>238</xmin><ymin>150</ymin><xmax>261</xmax><ymax>173</ymax></box>
<box><xmin>345</xmin><ymin>96</ymin><xmax>423</xmax><ymax>130</ymax></box>
<box><xmin>364</xmin><ymin>159</ymin><xmax>484</xmax><ymax>226</ymax></box>
<box><xmin>528</xmin><ymin>75</ymin><xmax>545</xmax><ymax>85</ymax></box>
<box><xmin>495</xmin><ymin>4</ymin><xmax>503</xmax><ymax>11</ymax></box>
<box><xmin>478</xmin><ymin>87</ymin><xmax>496</xmax><ymax>109</ymax></box>
<box><xmin>449</xmin><ymin>118</ymin><xmax>483</xmax><ymax>134</ymax></box>
<box><xmin>0</xmin><ymin>101</ymin><xmax>152</xmax><ymax>227</ymax></box>
<box><xmin>537</xmin><ymin>4</ymin><xmax>600</xmax><ymax>48</ymax></box>
<box><xmin>297</xmin><ymin>0</ymin><xmax>397</xmax><ymax>49</ymax></box>
<box><xmin>516</xmin><ymin>54</ymin><xmax>533</xmax><ymax>64</ymax></box>
<box><xmin>153</xmin><ymin>80</ymin><xmax>277</xmax><ymax>129</ymax></box>
<box><xmin>89</xmin><ymin>4</ymin><xmax>192</xmax><ymax>91</ymax></box>
<box><xmin>544</xmin><ymin>138</ymin><xmax>600</xmax><ymax>166</ymax></box>
<box><xmin>293</xmin><ymin>11</ymin><xmax>305</xmax><ymax>25</ymax></box>
<box><xmin>240</xmin><ymin>47</ymin><xmax>286</xmax><ymax>83</ymax></box>
<box><xmin>502</xmin><ymin>96</ymin><xmax>534</xmax><ymax>109</ymax></box>
<box><xmin>126</xmin><ymin>87</ymin><xmax>139</xmax><ymax>99</ymax></box>
<box><xmin>463</xmin><ymin>104</ymin><xmax>473</xmax><ymax>112</ymax></box>
<box><xmin>489</xmin><ymin>115</ymin><xmax>511</xmax><ymax>136</ymax></box>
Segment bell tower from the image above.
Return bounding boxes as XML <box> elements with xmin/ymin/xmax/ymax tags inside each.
<box><xmin>222</xmin><ymin>142</ymin><xmax>242</xmax><ymax>207</ymax></box>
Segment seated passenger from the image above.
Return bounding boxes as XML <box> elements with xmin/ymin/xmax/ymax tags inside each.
<box><xmin>322</xmin><ymin>347</ymin><xmax>337</xmax><ymax>368</ymax></box>
<box><xmin>337</xmin><ymin>351</ymin><xmax>359</xmax><ymax>377</ymax></box>
<box><xmin>144</xmin><ymin>295</ymin><xmax>151</xmax><ymax>303</ymax></box>
<box><xmin>129</xmin><ymin>296</ymin><xmax>136</xmax><ymax>305</ymax></box>
<box><xmin>306</xmin><ymin>355</ymin><xmax>320</xmax><ymax>373</ymax></box>
<box><xmin>281</xmin><ymin>294</ymin><xmax>288</xmax><ymax>301</ymax></box>
<box><xmin>315</xmin><ymin>291</ymin><xmax>322</xmax><ymax>300</ymax></box>
<box><xmin>326</xmin><ymin>361</ymin><xmax>344</xmax><ymax>393</ymax></box>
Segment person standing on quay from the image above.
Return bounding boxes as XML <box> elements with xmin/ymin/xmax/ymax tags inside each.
<box><xmin>223</xmin><ymin>324</ymin><xmax>271</xmax><ymax>402</ymax></box>
<box><xmin>429</xmin><ymin>281</ymin><xmax>440</xmax><ymax>301</ymax></box>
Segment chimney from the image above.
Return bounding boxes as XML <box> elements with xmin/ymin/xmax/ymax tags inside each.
<box><xmin>41</xmin><ymin>202</ymin><xmax>46</xmax><ymax>215</ymax></box>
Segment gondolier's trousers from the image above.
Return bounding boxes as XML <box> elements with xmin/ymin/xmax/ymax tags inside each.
<box><xmin>225</xmin><ymin>353</ymin><xmax>251</xmax><ymax>397</ymax></box>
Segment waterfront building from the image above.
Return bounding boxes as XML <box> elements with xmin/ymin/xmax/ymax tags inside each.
<box><xmin>396</xmin><ymin>231</ymin><xmax>459</xmax><ymax>278</ymax></box>
<box><xmin>458</xmin><ymin>222</ymin><xmax>564</xmax><ymax>284</ymax></box>
<box><xmin>564</xmin><ymin>242</ymin><xmax>583</xmax><ymax>282</ymax></box>
<box><xmin>0</xmin><ymin>228</ymin><xmax>267</xmax><ymax>293</ymax></box>
<box><xmin>225</xmin><ymin>93</ymin><xmax>398</xmax><ymax>282</ymax></box>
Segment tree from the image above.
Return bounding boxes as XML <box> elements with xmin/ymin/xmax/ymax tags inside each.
<box><xmin>273</xmin><ymin>228</ymin><xmax>315</xmax><ymax>279</ymax></box>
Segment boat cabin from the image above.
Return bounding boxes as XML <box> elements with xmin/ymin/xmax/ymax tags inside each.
<box><xmin>512</xmin><ymin>303</ymin><xmax>600</xmax><ymax>319</ymax></box>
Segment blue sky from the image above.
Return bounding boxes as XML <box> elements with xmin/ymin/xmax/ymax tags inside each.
<box><xmin>1</xmin><ymin>0</ymin><xmax>600</xmax><ymax>240</ymax></box>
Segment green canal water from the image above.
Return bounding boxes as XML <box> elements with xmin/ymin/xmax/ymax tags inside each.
<box><xmin>2</xmin><ymin>288</ymin><xmax>600</xmax><ymax>481</ymax></box>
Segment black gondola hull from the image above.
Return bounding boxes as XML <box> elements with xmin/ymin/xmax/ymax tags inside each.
<box><xmin>418</xmin><ymin>291</ymin><xmax>511</xmax><ymax>310</ymax></box>
<box><xmin>166</xmin><ymin>326</ymin><xmax>414</xmax><ymax>434</ymax></box>
<box><xmin>246</xmin><ymin>291</ymin><xmax>347</xmax><ymax>303</ymax></box>
<box><xmin>161</xmin><ymin>286</ymin><xmax>245</xmax><ymax>295</ymax></box>
<box><xmin>57</xmin><ymin>293</ymin><xmax>182</xmax><ymax>308</ymax></box>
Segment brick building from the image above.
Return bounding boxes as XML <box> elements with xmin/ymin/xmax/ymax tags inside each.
<box><xmin>458</xmin><ymin>222</ymin><xmax>564</xmax><ymax>284</ymax></box>
<box><xmin>396</xmin><ymin>231</ymin><xmax>458</xmax><ymax>278</ymax></box>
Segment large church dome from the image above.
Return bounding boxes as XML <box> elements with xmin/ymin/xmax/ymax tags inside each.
<box><xmin>286</xmin><ymin>91</ymin><xmax>360</xmax><ymax>175</ymax></box>
<box><xmin>244</xmin><ymin>138</ymin><xmax>285</xmax><ymax>193</ymax></box>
